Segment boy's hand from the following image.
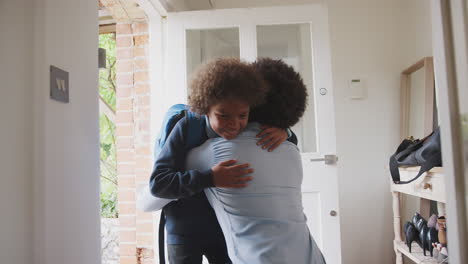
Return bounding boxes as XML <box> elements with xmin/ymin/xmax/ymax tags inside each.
<box><xmin>256</xmin><ymin>125</ymin><xmax>288</xmax><ymax>152</ymax></box>
<box><xmin>211</xmin><ymin>160</ymin><xmax>253</xmax><ymax>188</ymax></box>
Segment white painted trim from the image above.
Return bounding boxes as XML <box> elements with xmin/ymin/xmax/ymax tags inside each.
<box><xmin>430</xmin><ymin>1</ymin><xmax>468</xmax><ymax>263</ymax></box>
<box><xmin>137</xmin><ymin>0</ymin><xmax>167</xmax><ymax>148</ymax></box>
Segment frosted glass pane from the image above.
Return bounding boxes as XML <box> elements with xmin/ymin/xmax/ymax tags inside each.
<box><xmin>257</xmin><ymin>24</ymin><xmax>316</xmax><ymax>153</ymax></box>
<box><xmin>186</xmin><ymin>28</ymin><xmax>240</xmax><ymax>81</ymax></box>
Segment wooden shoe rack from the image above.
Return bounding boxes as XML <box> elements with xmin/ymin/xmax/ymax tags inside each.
<box><xmin>391</xmin><ymin>167</ymin><xmax>446</xmax><ymax>264</ymax></box>
<box><xmin>391</xmin><ymin>57</ymin><xmax>446</xmax><ymax>263</ymax></box>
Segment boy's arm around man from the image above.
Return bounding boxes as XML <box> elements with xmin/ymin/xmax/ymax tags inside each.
<box><xmin>149</xmin><ymin>117</ymin><xmax>214</xmax><ymax>199</ymax></box>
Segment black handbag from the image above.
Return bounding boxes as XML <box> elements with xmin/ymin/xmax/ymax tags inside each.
<box><xmin>389</xmin><ymin>127</ymin><xmax>442</xmax><ymax>184</ymax></box>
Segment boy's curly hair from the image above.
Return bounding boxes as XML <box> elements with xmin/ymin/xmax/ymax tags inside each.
<box><xmin>249</xmin><ymin>58</ymin><xmax>308</xmax><ymax>128</ymax></box>
<box><xmin>188</xmin><ymin>58</ymin><xmax>268</xmax><ymax>115</ymax></box>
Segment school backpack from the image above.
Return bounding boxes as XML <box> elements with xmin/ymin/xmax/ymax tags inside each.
<box><xmin>136</xmin><ymin>103</ymin><xmax>206</xmax><ymax>212</ymax></box>
<box><xmin>144</xmin><ymin>103</ymin><xmax>206</xmax><ymax>264</ymax></box>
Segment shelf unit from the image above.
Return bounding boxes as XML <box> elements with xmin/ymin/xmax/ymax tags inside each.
<box><xmin>393</xmin><ymin>56</ymin><xmax>445</xmax><ymax>263</ymax></box>
<box><xmin>391</xmin><ymin>167</ymin><xmax>446</xmax><ymax>264</ymax></box>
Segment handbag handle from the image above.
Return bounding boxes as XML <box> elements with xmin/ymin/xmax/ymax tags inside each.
<box><xmin>389</xmin><ymin>128</ymin><xmax>441</xmax><ymax>184</ymax></box>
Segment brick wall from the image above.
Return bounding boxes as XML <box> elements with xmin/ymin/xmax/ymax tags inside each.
<box><xmin>116</xmin><ymin>22</ymin><xmax>154</xmax><ymax>264</ymax></box>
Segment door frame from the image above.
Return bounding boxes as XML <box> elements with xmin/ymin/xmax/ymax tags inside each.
<box><xmin>430</xmin><ymin>0</ymin><xmax>468</xmax><ymax>263</ymax></box>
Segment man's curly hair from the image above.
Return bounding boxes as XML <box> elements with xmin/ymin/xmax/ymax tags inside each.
<box><xmin>188</xmin><ymin>58</ymin><xmax>268</xmax><ymax>115</ymax></box>
<box><xmin>249</xmin><ymin>58</ymin><xmax>308</xmax><ymax>128</ymax></box>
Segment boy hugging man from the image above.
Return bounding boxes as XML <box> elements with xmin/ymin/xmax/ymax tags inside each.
<box><xmin>186</xmin><ymin>58</ymin><xmax>326</xmax><ymax>264</ymax></box>
<box><xmin>149</xmin><ymin>58</ymin><xmax>291</xmax><ymax>264</ymax></box>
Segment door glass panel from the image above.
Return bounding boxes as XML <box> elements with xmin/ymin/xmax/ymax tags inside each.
<box><xmin>257</xmin><ymin>23</ymin><xmax>317</xmax><ymax>153</ymax></box>
<box><xmin>186</xmin><ymin>28</ymin><xmax>240</xmax><ymax>81</ymax></box>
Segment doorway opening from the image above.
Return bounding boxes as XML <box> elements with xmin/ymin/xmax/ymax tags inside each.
<box><xmin>99</xmin><ymin>1</ymin><xmax>154</xmax><ymax>263</ymax></box>
<box><xmin>99</xmin><ymin>28</ymin><xmax>119</xmax><ymax>264</ymax></box>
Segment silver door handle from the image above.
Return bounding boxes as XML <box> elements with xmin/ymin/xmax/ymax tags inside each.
<box><xmin>310</xmin><ymin>154</ymin><xmax>338</xmax><ymax>165</ymax></box>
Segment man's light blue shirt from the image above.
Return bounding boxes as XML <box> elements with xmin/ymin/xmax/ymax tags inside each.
<box><xmin>186</xmin><ymin>123</ymin><xmax>326</xmax><ymax>264</ymax></box>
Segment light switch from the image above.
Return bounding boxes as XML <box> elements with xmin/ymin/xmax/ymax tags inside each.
<box><xmin>50</xmin><ymin>65</ymin><xmax>69</xmax><ymax>103</ymax></box>
<box><xmin>349</xmin><ymin>79</ymin><xmax>366</xmax><ymax>100</ymax></box>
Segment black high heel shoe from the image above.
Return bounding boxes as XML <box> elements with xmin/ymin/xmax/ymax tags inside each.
<box><xmin>426</xmin><ymin>227</ymin><xmax>439</xmax><ymax>257</ymax></box>
<box><xmin>417</xmin><ymin>221</ymin><xmax>439</xmax><ymax>256</ymax></box>
<box><xmin>416</xmin><ymin>217</ymin><xmax>427</xmax><ymax>233</ymax></box>
<box><xmin>412</xmin><ymin>212</ymin><xmax>421</xmax><ymax>225</ymax></box>
<box><xmin>419</xmin><ymin>225</ymin><xmax>429</xmax><ymax>256</ymax></box>
<box><xmin>404</xmin><ymin>221</ymin><xmax>419</xmax><ymax>253</ymax></box>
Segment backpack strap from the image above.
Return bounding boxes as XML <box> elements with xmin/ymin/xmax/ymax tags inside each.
<box><xmin>184</xmin><ymin>110</ymin><xmax>206</xmax><ymax>149</ymax></box>
<box><xmin>158</xmin><ymin>211</ymin><xmax>166</xmax><ymax>264</ymax></box>
<box><xmin>154</xmin><ymin>104</ymin><xmax>188</xmax><ymax>159</ymax></box>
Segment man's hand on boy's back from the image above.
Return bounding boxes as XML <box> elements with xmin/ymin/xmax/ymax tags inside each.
<box><xmin>211</xmin><ymin>159</ymin><xmax>254</xmax><ymax>188</ymax></box>
<box><xmin>256</xmin><ymin>125</ymin><xmax>288</xmax><ymax>152</ymax></box>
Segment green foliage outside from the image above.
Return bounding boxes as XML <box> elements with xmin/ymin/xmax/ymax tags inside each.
<box><xmin>99</xmin><ymin>33</ymin><xmax>118</xmax><ymax>218</ymax></box>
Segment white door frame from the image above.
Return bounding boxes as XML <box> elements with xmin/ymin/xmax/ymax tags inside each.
<box><xmin>430</xmin><ymin>0</ymin><xmax>468</xmax><ymax>263</ymax></box>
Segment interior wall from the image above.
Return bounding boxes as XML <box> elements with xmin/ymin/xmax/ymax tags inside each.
<box><xmin>399</xmin><ymin>0</ymin><xmax>434</xmax><ymax>258</ymax></box>
<box><xmin>401</xmin><ymin>0</ymin><xmax>433</xmax><ymax>65</ymax></box>
<box><xmin>32</xmin><ymin>0</ymin><xmax>101</xmax><ymax>263</ymax></box>
<box><xmin>328</xmin><ymin>0</ymin><xmax>433</xmax><ymax>263</ymax></box>
<box><xmin>0</xmin><ymin>0</ymin><xmax>34</xmax><ymax>263</ymax></box>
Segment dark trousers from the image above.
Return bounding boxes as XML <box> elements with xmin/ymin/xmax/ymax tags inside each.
<box><xmin>167</xmin><ymin>243</ymin><xmax>232</xmax><ymax>264</ymax></box>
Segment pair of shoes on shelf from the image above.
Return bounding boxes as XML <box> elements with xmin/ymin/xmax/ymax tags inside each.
<box><xmin>413</xmin><ymin>212</ymin><xmax>427</xmax><ymax>232</ymax></box>
<box><xmin>404</xmin><ymin>221</ymin><xmax>419</xmax><ymax>253</ymax></box>
<box><xmin>407</xmin><ymin>213</ymin><xmax>439</xmax><ymax>256</ymax></box>
<box><xmin>425</xmin><ymin>227</ymin><xmax>438</xmax><ymax>256</ymax></box>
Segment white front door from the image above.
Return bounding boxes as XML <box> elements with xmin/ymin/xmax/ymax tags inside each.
<box><xmin>163</xmin><ymin>4</ymin><xmax>342</xmax><ymax>263</ymax></box>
